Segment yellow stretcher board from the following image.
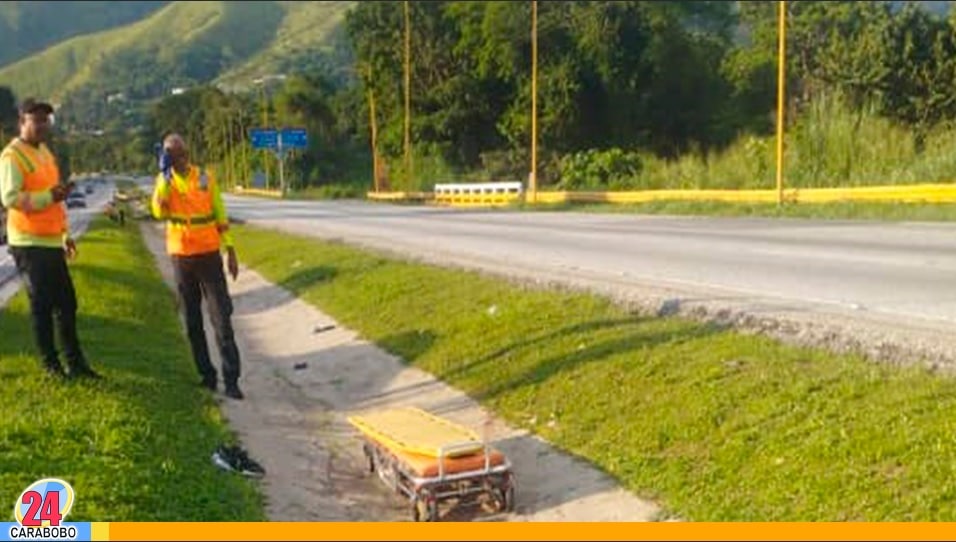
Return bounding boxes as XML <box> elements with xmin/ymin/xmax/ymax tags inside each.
<box><xmin>347</xmin><ymin>406</ymin><xmax>485</xmax><ymax>458</ymax></box>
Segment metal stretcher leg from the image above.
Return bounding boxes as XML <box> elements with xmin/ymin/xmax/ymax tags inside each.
<box><xmin>360</xmin><ymin>437</ymin><xmax>516</xmax><ymax>521</ymax></box>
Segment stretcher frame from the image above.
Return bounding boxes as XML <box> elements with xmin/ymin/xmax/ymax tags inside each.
<box><xmin>354</xmin><ymin>419</ymin><xmax>516</xmax><ymax>521</ymax></box>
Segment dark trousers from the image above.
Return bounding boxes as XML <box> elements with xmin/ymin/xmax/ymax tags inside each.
<box><xmin>9</xmin><ymin>246</ymin><xmax>87</xmax><ymax>369</ymax></box>
<box><xmin>171</xmin><ymin>251</ymin><xmax>241</xmax><ymax>386</ymax></box>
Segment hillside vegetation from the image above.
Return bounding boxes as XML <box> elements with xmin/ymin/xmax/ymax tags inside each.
<box><xmin>5</xmin><ymin>1</ymin><xmax>956</xmax><ymax>201</ymax></box>
<box><xmin>0</xmin><ymin>1</ymin><xmax>352</xmax><ymax>130</ymax></box>
<box><xmin>0</xmin><ymin>1</ymin><xmax>168</xmax><ymax>68</ymax></box>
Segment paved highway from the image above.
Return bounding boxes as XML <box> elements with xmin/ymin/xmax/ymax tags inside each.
<box><xmin>0</xmin><ymin>183</ymin><xmax>113</xmax><ymax>300</ymax></box>
<box><xmin>224</xmin><ymin>197</ymin><xmax>956</xmax><ymax>330</ymax></box>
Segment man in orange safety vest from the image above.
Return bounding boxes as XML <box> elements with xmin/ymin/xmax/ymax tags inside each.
<box><xmin>151</xmin><ymin>132</ymin><xmax>244</xmax><ymax>400</ymax></box>
<box><xmin>0</xmin><ymin>98</ymin><xmax>101</xmax><ymax>379</ymax></box>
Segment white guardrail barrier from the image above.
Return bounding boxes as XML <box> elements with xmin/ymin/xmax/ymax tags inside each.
<box><xmin>433</xmin><ymin>182</ymin><xmax>524</xmax><ymax>206</ymax></box>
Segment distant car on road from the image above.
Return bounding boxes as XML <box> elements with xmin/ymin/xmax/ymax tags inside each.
<box><xmin>66</xmin><ymin>192</ymin><xmax>86</xmax><ymax>209</ymax></box>
<box><xmin>84</xmin><ymin>184</ymin><xmax>94</xmax><ymax>195</ymax></box>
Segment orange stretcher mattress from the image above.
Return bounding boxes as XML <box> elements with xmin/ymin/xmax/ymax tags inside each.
<box><xmin>348</xmin><ymin>406</ymin><xmax>485</xmax><ymax>458</ymax></box>
<box><xmin>348</xmin><ymin>406</ymin><xmax>510</xmax><ymax>478</ymax></box>
<box><xmin>391</xmin><ymin>446</ymin><xmax>508</xmax><ymax>478</ymax></box>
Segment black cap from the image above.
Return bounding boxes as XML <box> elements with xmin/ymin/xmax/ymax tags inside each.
<box><xmin>18</xmin><ymin>98</ymin><xmax>54</xmax><ymax>116</ymax></box>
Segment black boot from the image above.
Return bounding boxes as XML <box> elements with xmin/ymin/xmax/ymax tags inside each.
<box><xmin>67</xmin><ymin>364</ymin><xmax>101</xmax><ymax>380</ymax></box>
<box><xmin>43</xmin><ymin>361</ymin><xmax>65</xmax><ymax>379</ymax></box>
<box><xmin>65</xmin><ymin>354</ymin><xmax>101</xmax><ymax>380</ymax></box>
<box><xmin>224</xmin><ymin>382</ymin><xmax>244</xmax><ymax>400</ymax></box>
<box><xmin>199</xmin><ymin>375</ymin><xmax>217</xmax><ymax>391</ymax></box>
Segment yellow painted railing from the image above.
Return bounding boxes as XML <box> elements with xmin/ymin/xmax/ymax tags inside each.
<box><xmin>432</xmin><ymin>181</ymin><xmax>524</xmax><ymax>206</ymax></box>
<box><xmin>366</xmin><ymin>191</ymin><xmax>433</xmax><ymax>202</ymax></box>
<box><xmin>367</xmin><ymin>183</ymin><xmax>956</xmax><ymax>206</ymax></box>
<box><xmin>234</xmin><ymin>186</ymin><xmax>283</xmax><ymax>198</ymax></box>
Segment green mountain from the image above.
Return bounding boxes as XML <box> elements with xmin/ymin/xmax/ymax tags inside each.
<box><xmin>0</xmin><ymin>1</ymin><xmax>169</xmax><ymax>67</ymax></box>
<box><xmin>0</xmin><ymin>1</ymin><xmax>354</xmax><ymax>129</ymax></box>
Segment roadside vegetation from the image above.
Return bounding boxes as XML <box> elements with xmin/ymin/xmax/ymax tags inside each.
<box><xmin>0</xmin><ymin>217</ymin><xmax>264</xmax><ymax>521</ymax></box>
<box><xmin>1</xmin><ymin>2</ymin><xmax>948</xmax><ymax>206</ymax></box>
<box><xmin>235</xmin><ymin>223</ymin><xmax>956</xmax><ymax>521</ymax></box>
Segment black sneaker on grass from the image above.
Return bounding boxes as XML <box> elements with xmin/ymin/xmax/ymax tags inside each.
<box><xmin>67</xmin><ymin>365</ymin><xmax>101</xmax><ymax>380</ymax></box>
<box><xmin>43</xmin><ymin>362</ymin><xmax>65</xmax><ymax>378</ymax></box>
<box><xmin>212</xmin><ymin>444</ymin><xmax>265</xmax><ymax>478</ymax></box>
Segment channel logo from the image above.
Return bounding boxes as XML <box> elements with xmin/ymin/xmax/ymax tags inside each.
<box><xmin>2</xmin><ymin>479</ymin><xmax>92</xmax><ymax>542</ymax></box>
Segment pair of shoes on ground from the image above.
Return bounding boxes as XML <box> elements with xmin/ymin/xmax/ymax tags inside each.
<box><xmin>45</xmin><ymin>363</ymin><xmax>101</xmax><ymax>380</ymax></box>
<box><xmin>212</xmin><ymin>444</ymin><xmax>265</xmax><ymax>477</ymax></box>
<box><xmin>199</xmin><ymin>377</ymin><xmax>244</xmax><ymax>400</ymax></box>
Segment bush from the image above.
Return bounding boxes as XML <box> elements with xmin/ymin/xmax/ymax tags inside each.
<box><xmin>557</xmin><ymin>148</ymin><xmax>643</xmax><ymax>190</ymax></box>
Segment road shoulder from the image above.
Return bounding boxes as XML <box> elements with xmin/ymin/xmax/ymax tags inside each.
<box><xmin>138</xmin><ymin>220</ymin><xmax>667</xmax><ymax>522</ymax></box>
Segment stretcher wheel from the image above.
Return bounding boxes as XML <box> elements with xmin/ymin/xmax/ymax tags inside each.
<box><xmin>493</xmin><ymin>484</ymin><xmax>515</xmax><ymax>513</ymax></box>
<box><xmin>362</xmin><ymin>443</ymin><xmax>375</xmax><ymax>473</ymax></box>
<box><xmin>493</xmin><ymin>473</ymin><xmax>516</xmax><ymax>513</ymax></box>
<box><xmin>412</xmin><ymin>492</ymin><xmax>439</xmax><ymax>522</ymax></box>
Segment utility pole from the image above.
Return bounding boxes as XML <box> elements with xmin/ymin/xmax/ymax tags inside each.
<box><xmin>277</xmin><ymin>136</ymin><xmax>286</xmax><ymax>197</ymax></box>
<box><xmin>238</xmin><ymin>112</ymin><xmax>249</xmax><ymax>186</ymax></box>
<box><xmin>365</xmin><ymin>63</ymin><xmax>380</xmax><ymax>193</ymax></box>
<box><xmin>221</xmin><ymin>115</ymin><xmax>231</xmax><ymax>188</ymax></box>
<box><xmin>403</xmin><ymin>0</ymin><xmax>413</xmax><ymax>189</ymax></box>
<box><xmin>258</xmin><ymin>82</ymin><xmax>271</xmax><ymax>189</ymax></box>
<box><xmin>775</xmin><ymin>0</ymin><xmax>787</xmax><ymax>205</ymax></box>
<box><xmin>529</xmin><ymin>0</ymin><xmax>538</xmax><ymax>204</ymax></box>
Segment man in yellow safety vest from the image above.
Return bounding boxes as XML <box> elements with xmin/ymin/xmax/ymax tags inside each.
<box><xmin>0</xmin><ymin>98</ymin><xmax>101</xmax><ymax>379</ymax></box>
<box><xmin>151</xmin><ymin>132</ymin><xmax>244</xmax><ymax>400</ymax></box>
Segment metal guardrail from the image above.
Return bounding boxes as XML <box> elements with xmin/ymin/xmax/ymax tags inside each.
<box><xmin>434</xmin><ymin>182</ymin><xmax>523</xmax><ymax>207</ymax></box>
<box><xmin>367</xmin><ymin>183</ymin><xmax>956</xmax><ymax>206</ymax></box>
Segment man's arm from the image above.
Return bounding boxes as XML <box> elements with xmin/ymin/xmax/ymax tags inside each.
<box><xmin>150</xmin><ymin>173</ymin><xmax>170</xmax><ymax>219</ymax></box>
<box><xmin>210</xmin><ymin>172</ymin><xmax>238</xmax><ymax>280</ymax></box>
<box><xmin>0</xmin><ymin>153</ymin><xmax>54</xmax><ymax>212</ymax></box>
<box><xmin>210</xmin><ymin>173</ymin><xmax>234</xmax><ymax>248</ymax></box>
<box><xmin>61</xmin><ymin>190</ymin><xmax>71</xmax><ymax>245</ymax></box>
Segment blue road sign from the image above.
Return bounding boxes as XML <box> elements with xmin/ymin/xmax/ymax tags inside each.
<box><xmin>279</xmin><ymin>128</ymin><xmax>308</xmax><ymax>149</ymax></box>
<box><xmin>250</xmin><ymin>128</ymin><xmax>277</xmax><ymax>149</ymax></box>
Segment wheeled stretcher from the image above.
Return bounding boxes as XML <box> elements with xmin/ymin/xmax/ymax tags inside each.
<box><xmin>347</xmin><ymin>406</ymin><xmax>516</xmax><ymax>522</ymax></box>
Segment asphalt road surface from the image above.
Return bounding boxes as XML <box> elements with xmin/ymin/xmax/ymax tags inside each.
<box><xmin>0</xmin><ymin>182</ymin><xmax>113</xmax><ymax>300</ymax></box>
<box><xmin>224</xmin><ymin>196</ymin><xmax>956</xmax><ymax>331</ymax></box>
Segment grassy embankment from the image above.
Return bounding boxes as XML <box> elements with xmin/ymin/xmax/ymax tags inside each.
<box><xmin>233</xmin><ymin>222</ymin><xmax>956</xmax><ymax>521</ymax></box>
<box><xmin>0</xmin><ymin>216</ymin><xmax>264</xmax><ymax>521</ymax></box>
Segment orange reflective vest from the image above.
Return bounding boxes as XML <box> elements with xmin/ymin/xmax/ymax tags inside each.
<box><xmin>2</xmin><ymin>139</ymin><xmax>66</xmax><ymax>238</ymax></box>
<box><xmin>164</xmin><ymin>166</ymin><xmax>222</xmax><ymax>256</ymax></box>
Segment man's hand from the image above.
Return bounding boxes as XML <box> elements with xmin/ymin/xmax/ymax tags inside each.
<box><xmin>226</xmin><ymin>247</ymin><xmax>238</xmax><ymax>281</ymax></box>
<box><xmin>51</xmin><ymin>183</ymin><xmax>73</xmax><ymax>202</ymax></box>
<box><xmin>65</xmin><ymin>237</ymin><xmax>77</xmax><ymax>260</ymax></box>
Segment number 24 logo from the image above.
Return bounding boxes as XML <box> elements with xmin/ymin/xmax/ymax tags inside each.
<box><xmin>20</xmin><ymin>490</ymin><xmax>62</xmax><ymax>526</ymax></box>
<box><xmin>14</xmin><ymin>478</ymin><xmax>73</xmax><ymax>527</ymax></box>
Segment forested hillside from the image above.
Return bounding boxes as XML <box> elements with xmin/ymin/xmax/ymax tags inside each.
<box><xmin>2</xmin><ymin>1</ymin><xmax>956</xmax><ymax>197</ymax></box>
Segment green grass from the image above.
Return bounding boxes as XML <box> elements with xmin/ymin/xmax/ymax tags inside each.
<box><xmin>0</xmin><ymin>217</ymin><xmax>264</xmax><ymax>521</ymax></box>
<box><xmin>515</xmin><ymin>200</ymin><xmax>956</xmax><ymax>222</ymax></box>
<box><xmin>234</xmin><ymin>223</ymin><xmax>956</xmax><ymax>521</ymax></box>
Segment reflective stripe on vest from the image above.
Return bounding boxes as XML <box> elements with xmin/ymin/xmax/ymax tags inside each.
<box><xmin>165</xmin><ymin>166</ymin><xmax>221</xmax><ymax>256</ymax></box>
<box><xmin>3</xmin><ymin>140</ymin><xmax>65</xmax><ymax>238</ymax></box>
